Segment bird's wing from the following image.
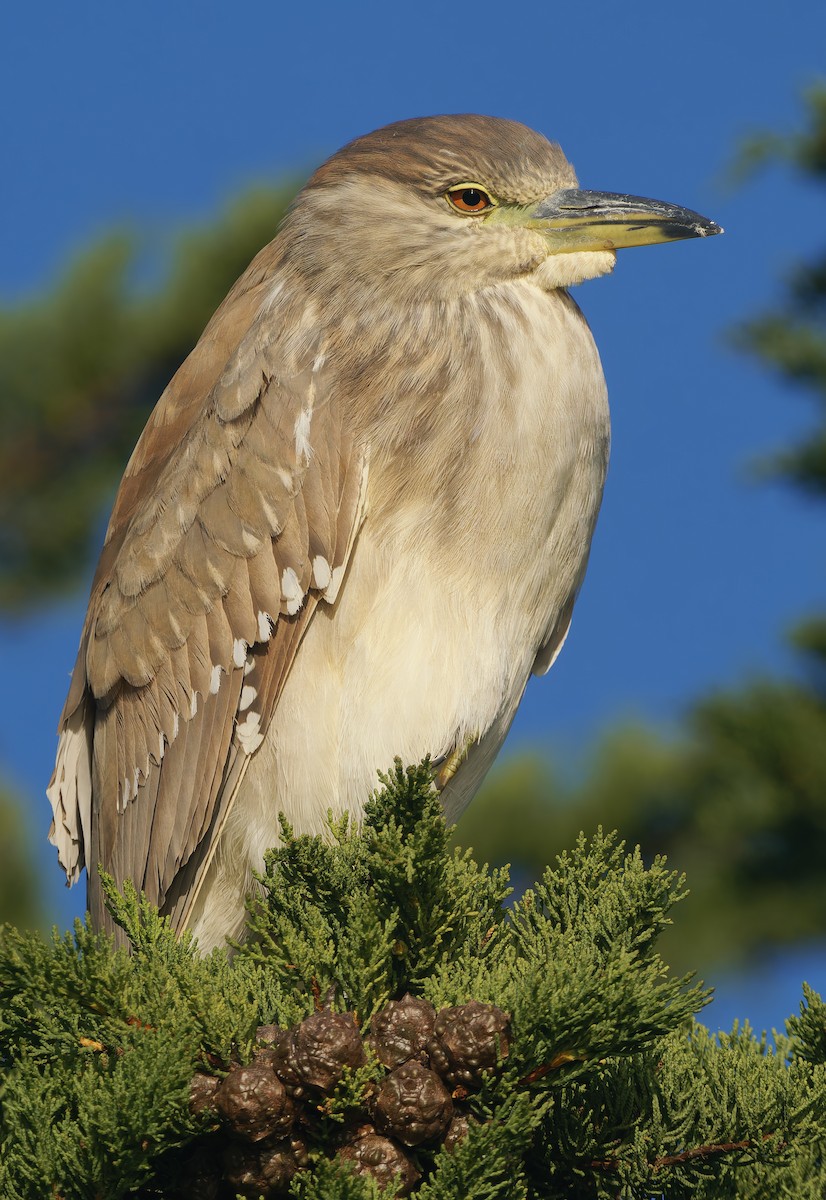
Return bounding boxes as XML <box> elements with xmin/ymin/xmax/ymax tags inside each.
<box><xmin>47</xmin><ymin>249</ymin><xmax>368</xmax><ymax>933</ymax></box>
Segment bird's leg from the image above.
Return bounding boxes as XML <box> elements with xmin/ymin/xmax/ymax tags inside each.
<box><xmin>433</xmin><ymin>738</ymin><xmax>475</xmax><ymax>791</ymax></box>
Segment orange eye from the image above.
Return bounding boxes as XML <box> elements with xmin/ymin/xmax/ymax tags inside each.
<box><xmin>446</xmin><ymin>185</ymin><xmax>495</xmax><ymax>214</ymax></box>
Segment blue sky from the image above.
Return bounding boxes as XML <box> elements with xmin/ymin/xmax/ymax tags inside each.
<box><xmin>1</xmin><ymin>1</ymin><xmax>824</xmax><ymax>1028</ymax></box>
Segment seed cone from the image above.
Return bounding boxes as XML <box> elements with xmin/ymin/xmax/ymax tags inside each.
<box><xmin>188</xmin><ymin>1072</ymin><xmax>221</xmax><ymax>1117</ymax></box>
<box><xmin>368</xmin><ymin>994</ymin><xmax>436</xmax><ymax>1068</ymax></box>
<box><xmin>222</xmin><ymin>1138</ymin><xmax>298</xmax><ymax>1198</ymax></box>
<box><xmin>337</xmin><ymin>1129</ymin><xmax>421</xmax><ymax>1195</ymax></box>
<box><xmin>216</xmin><ymin>1061</ymin><xmax>295</xmax><ymax>1143</ymax></box>
<box><xmin>272</xmin><ymin>1009</ymin><xmax>365</xmax><ymax>1094</ymax></box>
<box><xmin>443</xmin><ymin>1111</ymin><xmax>476</xmax><ymax>1152</ymax></box>
<box><xmin>428</xmin><ymin>1001</ymin><xmax>511</xmax><ymax>1087</ymax></box>
<box><xmin>373</xmin><ymin>1061</ymin><xmax>453</xmax><ymax>1146</ymax></box>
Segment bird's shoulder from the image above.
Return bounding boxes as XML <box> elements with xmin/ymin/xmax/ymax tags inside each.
<box><xmin>82</xmin><ymin>243</ymin><xmax>342</xmax><ymax>699</ymax></box>
<box><xmin>99</xmin><ymin>240</ymin><xmax>287</xmax><ymax>585</ymax></box>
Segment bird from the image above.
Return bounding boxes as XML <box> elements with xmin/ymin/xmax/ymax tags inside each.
<box><xmin>47</xmin><ymin>115</ymin><xmax>721</xmax><ymax>951</ymax></box>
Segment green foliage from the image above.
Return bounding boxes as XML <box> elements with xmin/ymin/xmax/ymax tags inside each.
<box><xmin>788</xmin><ymin>983</ymin><xmax>826</xmax><ymax>1066</ymax></box>
<box><xmin>418</xmin><ymin>1094</ymin><xmax>541</xmax><ymax>1200</ymax></box>
<box><xmin>0</xmin><ymin>883</ymin><xmax>283</xmax><ymax>1198</ymax></box>
<box><xmin>458</xmin><ymin>674</ymin><xmax>826</xmax><ymax>971</ymax></box>
<box><xmin>2</xmin><ymin>763</ymin><xmax>825</xmax><ymax>1198</ymax></box>
<box><xmin>244</xmin><ymin>762</ymin><xmax>511</xmax><ymax>1021</ymax></box>
<box><xmin>729</xmin><ymin>84</ymin><xmax>826</xmax><ymax>181</ymax></box>
<box><xmin>540</xmin><ymin>1025</ymin><xmax>826</xmax><ymax>1199</ymax></box>
<box><xmin>291</xmin><ymin>1158</ymin><xmax>393</xmax><ymax>1199</ymax></box>
<box><xmin>0</xmin><ymin>184</ymin><xmax>298</xmax><ymax>608</ymax></box>
<box><xmin>427</xmin><ymin>829</ymin><xmax>705</xmax><ymax>1080</ymax></box>
<box><xmin>458</xmin><ymin>84</ymin><xmax>826</xmax><ymax>979</ymax></box>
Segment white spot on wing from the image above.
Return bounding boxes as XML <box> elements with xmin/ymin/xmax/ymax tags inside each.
<box><xmin>281</xmin><ymin>567</ymin><xmax>304</xmax><ymax>615</ymax></box>
<box><xmin>233</xmin><ymin>639</ymin><xmax>248</xmax><ymax>669</ymax></box>
<box><xmin>257</xmin><ymin>610</ymin><xmax>273</xmax><ymax>642</ymax></box>
<box><xmin>210</xmin><ymin>664</ymin><xmax>222</xmax><ymax>694</ymax></box>
<box><xmin>324</xmin><ymin>564</ymin><xmax>346</xmax><ymax>604</ymax></box>
<box><xmin>294</xmin><ymin>405</ymin><xmax>313</xmax><ymax>466</ymax></box>
<box><xmin>264</xmin><ymin>280</ymin><xmax>284</xmax><ymax>310</ymax></box>
<box><xmin>259</xmin><ymin>493</ymin><xmax>280</xmax><ymax>531</ymax></box>
<box><xmin>312</xmin><ymin>555</ymin><xmax>332</xmax><ymax>590</ymax></box>
<box><xmin>190</xmin><ymin>689</ymin><xmax>199</xmax><ymax>718</ymax></box>
<box><xmin>239</xmin><ymin>684</ymin><xmax>257</xmax><ymax>711</ymax></box>
<box><xmin>241</xmin><ymin>526</ymin><xmax>262</xmax><ymax>554</ymax></box>
<box><xmin>236</xmin><ymin>710</ymin><xmax>264</xmax><ymax>754</ymax></box>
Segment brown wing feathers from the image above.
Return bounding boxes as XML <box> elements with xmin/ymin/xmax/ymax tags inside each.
<box><xmin>49</xmin><ymin>261</ymin><xmax>368</xmax><ymax>938</ymax></box>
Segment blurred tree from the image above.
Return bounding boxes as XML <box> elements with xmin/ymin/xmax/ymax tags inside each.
<box><xmin>458</xmin><ymin>82</ymin><xmax>826</xmax><ymax>973</ymax></box>
<box><xmin>733</xmin><ymin>82</ymin><xmax>826</xmax><ymax>660</ymax></box>
<box><xmin>0</xmin><ymin>184</ymin><xmax>297</xmax><ymax>609</ymax></box>
<box><xmin>0</xmin><ymin>781</ymin><xmax>42</xmax><ymax>928</ymax></box>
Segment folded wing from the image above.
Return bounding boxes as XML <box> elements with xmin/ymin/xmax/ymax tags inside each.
<box><xmin>47</xmin><ymin>249</ymin><xmax>367</xmax><ymax>935</ymax></box>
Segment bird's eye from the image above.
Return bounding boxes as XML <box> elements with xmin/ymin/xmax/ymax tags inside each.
<box><xmin>446</xmin><ymin>184</ymin><xmax>495</xmax><ymax>214</ymax></box>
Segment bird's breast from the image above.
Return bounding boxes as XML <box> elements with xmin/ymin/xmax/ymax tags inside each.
<box><xmin>366</xmin><ymin>282</ymin><xmax>610</xmax><ymax>627</ymax></box>
<box><xmin>246</xmin><ymin>284</ymin><xmax>608</xmax><ymax>824</ymax></box>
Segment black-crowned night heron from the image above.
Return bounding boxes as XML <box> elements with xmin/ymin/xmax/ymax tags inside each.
<box><xmin>48</xmin><ymin>115</ymin><xmax>721</xmax><ymax>949</ymax></box>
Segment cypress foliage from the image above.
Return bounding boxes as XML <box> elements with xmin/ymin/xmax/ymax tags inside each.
<box><xmin>1</xmin><ymin>761</ymin><xmax>824</xmax><ymax>1198</ymax></box>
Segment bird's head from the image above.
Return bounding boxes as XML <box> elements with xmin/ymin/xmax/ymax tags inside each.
<box><xmin>284</xmin><ymin>114</ymin><xmax>721</xmax><ymax>303</ymax></box>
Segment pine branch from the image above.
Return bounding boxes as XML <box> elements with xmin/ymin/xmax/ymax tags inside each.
<box><xmin>2</xmin><ymin>761</ymin><xmax>825</xmax><ymax>1199</ymax></box>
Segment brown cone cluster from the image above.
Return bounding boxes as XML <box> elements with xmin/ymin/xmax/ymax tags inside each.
<box><xmin>337</xmin><ymin>1126</ymin><xmax>421</xmax><ymax>1193</ymax></box>
<box><xmin>179</xmin><ymin>997</ymin><xmax>510</xmax><ymax>1198</ymax></box>
<box><xmin>428</xmin><ymin>1000</ymin><xmax>512</xmax><ymax>1087</ymax></box>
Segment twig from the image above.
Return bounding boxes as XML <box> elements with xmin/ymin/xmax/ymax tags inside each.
<box><xmin>590</xmin><ymin>1134</ymin><xmax>781</xmax><ymax>1174</ymax></box>
<box><xmin>518</xmin><ymin>1050</ymin><xmax>584</xmax><ymax>1086</ymax></box>
<box><xmin>652</xmin><ymin>1135</ymin><xmax>781</xmax><ymax>1170</ymax></box>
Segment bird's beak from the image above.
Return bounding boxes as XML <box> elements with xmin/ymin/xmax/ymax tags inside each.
<box><xmin>527</xmin><ymin>188</ymin><xmax>723</xmax><ymax>253</ymax></box>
